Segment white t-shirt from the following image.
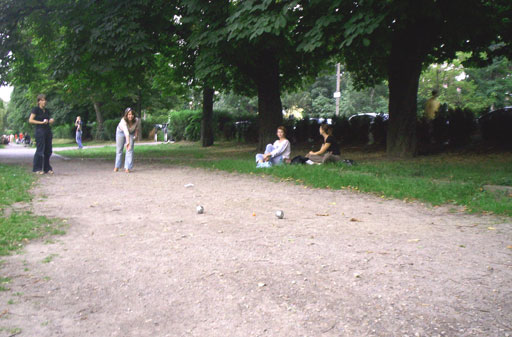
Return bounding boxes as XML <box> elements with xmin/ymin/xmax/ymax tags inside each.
<box><xmin>270</xmin><ymin>139</ymin><xmax>291</xmax><ymax>159</ymax></box>
<box><xmin>117</xmin><ymin>117</ymin><xmax>140</xmax><ymax>139</ymax></box>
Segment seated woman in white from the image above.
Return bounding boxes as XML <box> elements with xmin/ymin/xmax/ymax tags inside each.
<box><xmin>255</xmin><ymin>126</ymin><xmax>291</xmax><ymax>167</ymax></box>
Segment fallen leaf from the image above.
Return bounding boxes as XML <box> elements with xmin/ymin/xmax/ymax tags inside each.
<box><xmin>316</xmin><ymin>213</ymin><xmax>330</xmax><ymax>216</ymax></box>
<box><xmin>350</xmin><ymin>218</ymin><xmax>361</xmax><ymax>222</ymax></box>
<box><xmin>507</xmin><ymin>245</ymin><xmax>512</xmax><ymax>249</ymax></box>
<box><xmin>487</xmin><ymin>227</ymin><xmax>496</xmax><ymax>230</ymax></box>
<box><xmin>408</xmin><ymin>239</ymin><xmax>420</xmax><ymax>243</ymax></box>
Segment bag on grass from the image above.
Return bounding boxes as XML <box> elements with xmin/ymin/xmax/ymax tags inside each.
<box><xmin>290</xmin><ymin>155</ymin><xmax>309</xmax><ymax>165</ymax></box>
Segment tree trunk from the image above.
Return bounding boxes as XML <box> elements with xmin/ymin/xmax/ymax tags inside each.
<box><xmin>136</xmin><ymin>89</ymin><xmax>142</xmax><ymax>141</ymax></box>
<box><xmin>201</xmin><ymin>86</ymin><xmax>215</xmax><ymax>147</ymax></box>
<box><xmin>386</xmin><ymin>28</ymin><xmax>426</xmax><ymax>157</ymax></box>
<box><xmin>92</xmin><ymin>100</ymin><xmax>104</xmax><ymax>140</ymax></box>
<box><xmin>254</xmin><ymin>52</ymin><xmax>283</xmax><ymax>152</ymax></box>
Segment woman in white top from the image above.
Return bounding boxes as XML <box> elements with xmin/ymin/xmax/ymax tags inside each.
<box><xmin>255</xmin><ymin>126</ymin><xmax>291</xmax><ymax>167</ymax></box>
<box><xmin>114</xmin><ymin>107</ymin><xmax>140</xmax><ymax>173</ymax></box>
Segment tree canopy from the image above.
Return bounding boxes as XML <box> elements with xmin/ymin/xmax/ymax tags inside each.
<box><xmin>298</xmin><ymin>0</ymin><xmax>511</xmax><ymax>156</ymax></box>
<box><xmin>1</xmin><ymin>0</ymin><xmax>510</xmax><ymax>154</ymax></box>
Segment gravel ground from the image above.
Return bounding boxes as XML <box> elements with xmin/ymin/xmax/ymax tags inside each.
<box><xmin>0</xmin><ymin>146</ymin><xmax>511</xmax><ymax>337</ymax></box>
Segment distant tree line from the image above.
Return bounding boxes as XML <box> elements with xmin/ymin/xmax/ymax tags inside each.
<box><xmin>1</xmin><ymin>0</ymin><xmax>510</xmax><ymax>156</ymax></box>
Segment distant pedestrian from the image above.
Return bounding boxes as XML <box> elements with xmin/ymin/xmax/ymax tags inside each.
<box><xmin>424</xmin><ymin>89</ymin><xmax>440</xmax><ymax>121</ymax></box>
<box><xmin>75</xmin><ymin>116</ymin><xmax>83</xmax><ymax>149</ymax></box>
<box><xmin>424</xmin><ymin>89</ymin><xmax>441</xmax><ymax>143</ymax></box>
<box><xmin>114</xmin><ymin>107</ymin><xmax>140</xmax><ymax>173</ymax></box>
<box><xmin>28</xmin><ymin>94</ymin><xmax>54</xmax><ymax>174</ymax></box>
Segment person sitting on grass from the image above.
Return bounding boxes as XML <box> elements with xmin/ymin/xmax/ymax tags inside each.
<box><xmin>255</xmin><ymin>126</ymin><xmax>291</xmax><ymax>168</ymax></box>
<box><xmin>305</xmin><ymin>124</ymin><xmax>341</xmax><ymax>164</ymax></box>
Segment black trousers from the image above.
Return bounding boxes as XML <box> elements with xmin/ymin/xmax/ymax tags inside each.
<box><xmin>33</xmin><ymin>127</ymin><xmax>53</xmax><ymax>172</ymax></box>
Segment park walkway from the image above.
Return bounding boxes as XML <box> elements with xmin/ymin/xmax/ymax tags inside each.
<box><xmin>0</xmin><ymin>145</ymin><xmax>511</xmax><ymax>336</ymax></box>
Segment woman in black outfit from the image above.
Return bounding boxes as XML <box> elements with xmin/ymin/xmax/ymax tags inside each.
<box><xmin>305</xmin><ymin>124</ymin><xmax>342</xmax><ymax>164</ymax></box>
<box><xmin>28</xmin><ymin>94</ymin><xmax>54</xmax><ymax>174</ymax></box>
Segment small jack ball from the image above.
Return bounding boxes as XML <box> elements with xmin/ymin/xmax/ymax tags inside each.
<box><xmin>275</xmin><ymin>210</ymin><xmax>284</xmax><ymax>219</ymax></box>
<box><xmin>196</xmin><ymin>206</ymin><xmax>204</xmax><ymax>214</ymax></box>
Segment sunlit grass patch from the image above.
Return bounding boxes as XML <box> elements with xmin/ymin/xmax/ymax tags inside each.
<box><xmin>0</xmin><ymin>164</ymin><xmax>67</xmax><ymax>256</ymax></box>
<box><xmin>56</xmin><ymin>142</ymin><xmax>512</xmax><ymax>216</ymax></box>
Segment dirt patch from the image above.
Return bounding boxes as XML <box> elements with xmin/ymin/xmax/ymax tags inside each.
<box><xmin>0</xmin><ymin>154</ymin><xmax>511</xmax><ymax>336</ymax></box>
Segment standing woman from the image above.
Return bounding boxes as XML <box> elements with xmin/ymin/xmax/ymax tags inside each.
<box><xmin>28</xmin><ymin>94</ymin><xmax>54</xmax><ymax>174</ymax></box>
<box><xmin>114</xmin><ymin>107</ymin><xmax>140</xmax><ymax>173</ymax></box>
<box><xmin>75</xmin><ymin>116</ymin><xmax>83</xmax><ymax>149</ymax></box>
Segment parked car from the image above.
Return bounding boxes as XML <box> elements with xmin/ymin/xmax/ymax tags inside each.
<box><xmin>348</xmin><ymin>112</ymin><xmax>389</xmax><ymax>124</ymax></box>
<box><xmin>347</xmin><ymin>113</ymin><xmax>389</xmax><ymax>145</ymax></box>
<box><xmin>477</xmin><ymin>106</ymin><xmax>512</xmax><ymax>145</ymax></box>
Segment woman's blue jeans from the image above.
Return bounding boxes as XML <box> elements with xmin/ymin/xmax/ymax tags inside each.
<box><xmin>76</xmin><ymin>131</ymin><xmax>83</xmax><ymax>149</ymax></box>
<box><xmin>255</xmin><ymin>144</ymin><xmax>283</xmax><ymax>166</ymax></box>
<box><xmin>115</xmin><ymin>129</ymin><xmax>134</xmax><ymax>170</ymax></box>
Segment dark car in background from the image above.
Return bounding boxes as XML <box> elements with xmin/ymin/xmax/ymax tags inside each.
<box><xmin>477</xmin><ymin>106</ymin><xmax>512</xmax><ymax>146</ymax></box>
<box><xmin>348</xmin><ymin>113</ymin><xmax>389</xmax><ymax>144</ymax></box>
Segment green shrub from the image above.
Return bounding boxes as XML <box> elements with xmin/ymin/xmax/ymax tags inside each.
<box><xmin>52</xmin><ymin>124</ymin><xmax>74</xmax><ymax>139</ymax></box>
<box><xmin>169</xmin><ymin>110</ymin><xmax>201</xmax><ymax>141</ymax></box>
<box><xmin>185</xmin><ymin>113</ymin><xmax>202</xmax><ymax>141</ymax></box>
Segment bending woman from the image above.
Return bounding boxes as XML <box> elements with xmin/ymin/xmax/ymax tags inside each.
<box><xmin>28</xmin><ymin>94</ymin><xmax>54</xmax><ymax>174</ymax></box>
<box><xmin>114</xmin><ymin>107</ymin><xmax>140</xmax><ymax>173</ymax></box>
<box><xmin>306</xmin><ymin>124</ymin><xmax>341</xmax><ymax>164</ymax></box>
<box><xmin>255</xmin><ymin>126</ymin><xmax>291</xmax><ymax>167</ymax></box>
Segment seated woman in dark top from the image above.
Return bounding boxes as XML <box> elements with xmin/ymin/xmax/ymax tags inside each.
<box><xmin>305</xmin><ymin>124</ymin><xmax>341</xmax><ymax>164</ymax></box>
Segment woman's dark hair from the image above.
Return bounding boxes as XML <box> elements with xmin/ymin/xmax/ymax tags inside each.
<box><xmin>320</xmin><ymin>124</ymin><xmax>333</xmax><ymax>136</ymax></box>
<box><xmin>123</xmin><ymin>107</ymin><xmax>136</xmax><ymax>125</ymax></box>
<box><xmin>37</xmin><ymin>94</ymin><xmax>46</xmax><ymax>102</ymax></box>
<box><xmin>277</xmin><ymin>125</ymin><xmax>286</xmax><ymax>136</ymax></box>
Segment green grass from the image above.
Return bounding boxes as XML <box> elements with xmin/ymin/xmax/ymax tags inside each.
<box><xmin>51</xmin><ymin>138</ymin><xmax>111</xmax><ymax>148</ymax></box>
<box><xmin>0</xmin><ymin>165</ymin><xmax>35</xmax><ymax>210</ymax></box>
<box><xmin>0</xmin><ymin>164</ymin><xmax>66</xmax><ymax>256</ymax></box>
<box><xmin>58</xmin><ymin>142</ymin><xmax>512</xmax><ymax>216</ymax></box>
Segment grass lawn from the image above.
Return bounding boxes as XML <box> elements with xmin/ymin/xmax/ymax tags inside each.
<box><xmin>59</xmin><ymin>141</ymin><xmax>512</xmax><ymax>216</ymax></box>
<box><xmin>51</xmin><ymin>138</ymin><xmax>112</xmax><ymax>148</ymax></box>
<box><xmin>0</xmin><ymin>165</ymin><xmax>66</xmax><ymax>256</ymax></box>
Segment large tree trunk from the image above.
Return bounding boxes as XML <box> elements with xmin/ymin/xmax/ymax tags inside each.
<box><xmin>201</xmin><ymin>86</ymin><xmax>215</xmax><ymax>147</ymax></box>
<box><xmin>92</xmin><ymin>100</ymin><xmax>104</xmax><ymax>140</ymax></box>
<box><xmin>254</xmin><ymin>52</ymin><xmax>283</xmax><ymax>152</ymax></box>
<box><xmin>386</xmin><ymin>27</ymin><xmax>426</xmax><ymax>158</ymax></box>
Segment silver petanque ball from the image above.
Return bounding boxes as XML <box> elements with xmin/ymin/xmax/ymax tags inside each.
<box><xmin>275</xmin><ymin>210</ymin><xmax>284</xmax><ymax>219</ymax></box>
<box><xmin>196</xmin><ymin>206</ymin><xmax>204</xmax><ymax>214</ymax></box>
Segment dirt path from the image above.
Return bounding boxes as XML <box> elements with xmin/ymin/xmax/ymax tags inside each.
<box><xmin>1</xmin><ymin>149</ymin><xmax>511</xmax><ymax>336</ymax></box>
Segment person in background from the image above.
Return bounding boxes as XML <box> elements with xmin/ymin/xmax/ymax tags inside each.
<box><xmin>255</xmin><ymin>126</ymin><xmax>291</xmax><ymax>167</ymax></box>
<box><xmin>424</xmin><ymin>89</ymin><xmax>441</xmax><ymax>121</ymax></box>
<box><xmin>424</xmin><ymin>89</ymin><xmax>441</xmax><ymax>143</ymax></box>
<box><xmin>305</xmin><ymin>124</ymin><xmax>341</xmax><ymax>164</ymax></box>
<box><xmin>75</xmin><ymin>116</ymin><xmax>83</xmax><ymax>149</ymax></box>
<box><xmin>114</xmin><ymin>107</ymin><xmax>140</xmax><ymax>173</ymax></box>
<box><xmin>28</xmin><ymin>94</ymin><xmax>54</xmax><ymax>174</ymax></box>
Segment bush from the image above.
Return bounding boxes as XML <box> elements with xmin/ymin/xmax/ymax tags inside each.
<box><xmin>169</xmin><ymin>110</ymin><xmax>201</xmax><ymax>141</ymax></box>
<box><xmin>52</xmin><ymin>124</ymin><xmax>74</xmax><ymax>139</ymax></box>
<box><xmin>184</xmin><ymin>113</ymin><xmax>202</xmax><ymax>141</ymax></box>
<box><xmin>479</xmin><ymin>108</ymin><xmax>512</xmax><ymax>148</ymax></box>
<box><xmin>447</xmin><ymin>108</ymin><xmax>476</xmax><ymax>146</ymax></box>
<box><xmin>214</xmin><ymin>110</ymin><xmax>236</xmax><ymax>141</ymax></box>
